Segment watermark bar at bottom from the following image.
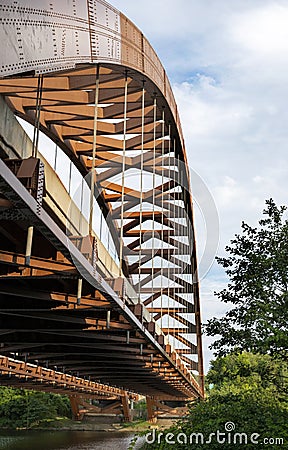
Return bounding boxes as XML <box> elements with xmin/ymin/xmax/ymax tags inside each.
<box><xmin>145</xmin><ymin>422</ymin><xmax>285</xmax><ymax>446</ymax></box>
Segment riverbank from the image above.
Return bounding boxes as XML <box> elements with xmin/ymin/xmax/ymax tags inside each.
<box><xmin>0</xmin><ymin>417</ymin><xmax>174</xmax><ymax>433</ymax></box>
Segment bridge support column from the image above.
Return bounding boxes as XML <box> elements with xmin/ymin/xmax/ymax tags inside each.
<box><xmin>69</xmin><ymin>395</ymin><xmax>133</xmax><ymax>423</ymax></box>
<box><xmin>146</xmin><ymin>397</ymin><xmax>157</xmax><ymax>423</ymax></box>
<box><xmin>146</xmin><ymin>398</ymin><xmax>188</xmax><ymax>423</ymax></box>
<box><xmin>69</xmin><ymin>395</ymin><xmax>83</xmax><ymax>421</ymax></box>
<box><xmin>25</xmin><ymin>225</ymin><xmax>34</xmax><ymax>265</ymax></box>
<box><xmin>121</xmin><ymin>394</ymin><xmax>132</xmax><ymax>422</ymax></box>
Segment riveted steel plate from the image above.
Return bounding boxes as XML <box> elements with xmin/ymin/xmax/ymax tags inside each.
<box><xmin>87</xmin><ymin>0</ymin><xmax>121</xmax><ymax>63</ymax></box>
<box><xmin>0</xmin><ymin>0</ymin><xmax>122</xmax><ymax>77</ymax></box>
<box><xmin>0</xmin><ymin>0</ymin><xmax>91</xmax><ymax>76</ymax></box>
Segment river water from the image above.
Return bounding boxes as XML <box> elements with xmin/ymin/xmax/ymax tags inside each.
<box><xmin>0</xmin><ymin>430</ymin><xmax>144</xmax><ymax>450</ymax></box>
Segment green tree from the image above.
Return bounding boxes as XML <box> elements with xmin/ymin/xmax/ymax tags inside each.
<box><xmin>207</xmin><ymin>350</ymin><xmax>287</xmax><ymax>393</ymax></box>
<box><xmin>0</xmin><ymin>387</ymin><xmax>71</xmax><ymax>428</ymax></box>
<box><xmin>206</xmin><ymin>199</ymin><xmax>288</xmax><ymax>361</ymax></box>
<box><xmin>138</xmin><ymin>353</ymin><xmax>288</xmax><ymax>450</ymax></box>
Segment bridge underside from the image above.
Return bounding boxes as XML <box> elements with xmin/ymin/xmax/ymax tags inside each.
<box><xmin>0</xmin><ymin>152</ymin><xmax>199</xmax><ymax>400</ymax></box>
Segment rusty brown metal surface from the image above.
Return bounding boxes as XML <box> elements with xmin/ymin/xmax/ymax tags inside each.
<box><xmin>0</xmin><ymin>355</ymin><xmax>138</xmax><ymax>400</ymax></box>
<box><xmin>0</xmin><ymin>157</ymin><xmax>201</xmax><ymax>400</ymax></box>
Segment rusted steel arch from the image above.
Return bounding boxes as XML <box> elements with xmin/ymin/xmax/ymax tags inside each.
<box><xmin>0</xmin><ymin>0</ymin><xmax>204</xmax><ymax>392</ymax></box>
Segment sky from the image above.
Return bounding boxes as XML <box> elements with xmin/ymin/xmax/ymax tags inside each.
<box><xmin>110</xmin><ymin>0</ymin><xmax>288</xmax><ymax>371</ymax></box>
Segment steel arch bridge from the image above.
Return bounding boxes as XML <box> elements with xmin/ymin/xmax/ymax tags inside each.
<box><xmin>0</xmin><ymin>0</ymin><xmax>204</xmax><ymax>419</ymax></box>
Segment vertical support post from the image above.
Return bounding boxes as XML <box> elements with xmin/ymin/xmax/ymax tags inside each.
<box><xmin>121</xmin><ymin>394</ymin><xmax>132</xmax><ymax>422</ymax></box>
<box><xmin>119</xmin><ymin>73</ymin><xmax>128</xmax><ymax>276</ymax></box>
<box><xmin>160</xmin><ymin>107</ymin><xmax>165</xmax><ymax>330</ymax></box>
<box><xmin>68</xmin><ymin>160</ymin><xmax>72</xmax><ymax>194</ymax></box>
<box><xmin>167</xmin><ymin>124</ymin><xmax>171</xmax><ymax>337</ymax></box>
<box><xmin>146</xmin><ymin>397</ymin><xmax>157</xmax><ymax>423</ymax></box>
<box><xmin>89</xmin><ymin>64</ymin><xmax>100</xmax><ymax>236</ymax></box>
<box><xmin>178</xmin><ymin>163</ymin><xmax>184</xmax><ymax>344</ymax></box>
<box><xmin>79</xmin><ymin>178</ymin><xmax>84</xmax><ymax>234</ymax></box>
<box><xmin>150</xmin><ymin>96</ymin><xmax>157</xmax><ymax>321</ymax></box>
<box><xmin>138</xmin><ymin>81</ymin><xmax>145</xmax><ymax>302</ymax></box>
<box><xmin>77</xmin><ymin>278</ymin><xmax>82</xmax><ymax>306</ymax></box>
<box><xmin>54</xmin><ymin>143</ymin><xmax>58</xmax><ymax>171</ymax></box>
<box><xmin>69</xmin><ymin>396</ymin><xmax>82</xmax><ymax>421</ymax></box>
<box><xmin>25</xmin><ymin>225</ymin><xmax>34</xmax><ymax>265</ymax></box>
<box><xmin>32</xmin><ymin>74</ymin><xmax>44</xmax><ymax>159</ymax></box>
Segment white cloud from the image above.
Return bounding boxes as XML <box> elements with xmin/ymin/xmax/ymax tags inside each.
<box><xmin>173</xmin><ymin>77</ymin><xmax>254</xmax><ymax>139</ymax></box>
<box><xmin>230</xmin><ymin>4</ymin><xmax>288</xmax><ymax>57</ymax></box>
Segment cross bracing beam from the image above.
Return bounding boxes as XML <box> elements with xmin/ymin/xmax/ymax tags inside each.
<box><xmin>0</xmin><ymin>355</ymin><xmax>138</xmax><ymax>400</ymax></box>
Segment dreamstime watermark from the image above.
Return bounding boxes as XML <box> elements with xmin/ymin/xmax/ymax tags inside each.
<box><xmin>145</xmin><ymin>422</ymin><xmax>285</xmax><ymax>446</ymax></box>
